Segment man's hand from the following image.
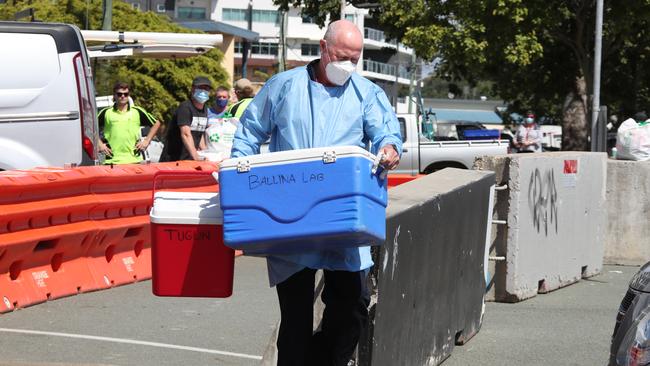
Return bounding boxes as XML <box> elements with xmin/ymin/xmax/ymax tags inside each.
<box><xmin>379</xmin><ymin>145</ymin><xmax>400</xmax><ymax>170</ymax></box>
<box><xmin>99</xmin><ymin>141</ymin><xmax>112</xmax><ymax>157</ymax></box>
<box><xmin>179</xmin><ymin>125</ymin><xmax>201</xmax><ymax>160</ymax></box>
<box><xmin>135</xmin><ymin>138</ymin><xmax>150</xmax><ymax>151</ymax></box>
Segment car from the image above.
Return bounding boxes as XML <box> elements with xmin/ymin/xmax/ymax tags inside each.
<box><xmin>609</xmin><ymin>261</ymin><xmax>650</xmax><ymax>366</ymax></box>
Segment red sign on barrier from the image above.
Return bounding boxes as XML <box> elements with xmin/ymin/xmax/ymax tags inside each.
<box><xmin>562</xmin><ymin>159</ymin><xmax>579</xmax><ymax>188</ymax></box>
<box><xmin>563</xmin><ymin>159</ymin><xmax>578</xmax><ymax>174</ymax></box>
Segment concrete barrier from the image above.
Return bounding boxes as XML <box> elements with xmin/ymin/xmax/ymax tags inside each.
<box><xmin>605</xmin><ymin>160</ymin><xmax>650</xmax><ymax>265</ymax></box>
<box><xmin>359</xmin><ymin>169</ymin><xmax>495</xmax><ymax>366</ymax></box>
<box><xmin>474</xmin><ymin>152</ymin><xmax>607</xmax><ymax>302</ymax></box>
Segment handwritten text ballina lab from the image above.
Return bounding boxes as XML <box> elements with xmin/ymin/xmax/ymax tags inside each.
<box><xmin>248</xmin><ymin>172</ymin><xmax>325</xmax><ymax>190</ymax></box>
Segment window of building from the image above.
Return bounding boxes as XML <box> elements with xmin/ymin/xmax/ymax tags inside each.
<box><xmin>252</xmin><ymin>9</ymin><xmax>278</xmax><ymax>23</ymax></box>
<box><xmin>156</xmin><ymin>4</ymin><xmax>165</xmax><ymax>12</ymax></box>
<box><xmin>223</xmin><ymin>8</ymin><xmax>279</xmax><ymax>23</ymax></box>
<box><xmin>131</xmin><ymin>2</ymin><xmax>140</xmax><ymax>10</ymax></box>
<box><xmin>178</xmin><ymin>6</ymin><xmax>206</xmax><ymax>19</ymax></box>
<box><xmin>251</xmin><ymin>42</ymin><xmax>278</xmax><ymax>55</ymax></box>
<box><xmin>345</xmin><ymin>14</ymin><xmax>354</xmax><ymax>21</ymax></box>
<box><xmin>235</xmin><ymin>41</ymin><xmax>278</xmax><ymax>55</ymax></box>
<box><xmin>301</xmin><ymin>43</ymin><xmax>320</xmax><ymax>56</ymax></box>
<box><xmin>223</xmin><ymin>8</ymin><xmax>247</xmax><ymax>21</ymax></box>
<box><xmin>301</xmin><ymin>14</ymin><xmax>315</xmax><ymax>23</ymax></box>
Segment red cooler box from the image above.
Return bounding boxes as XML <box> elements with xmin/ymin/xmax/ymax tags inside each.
<box><xmin>150</xmin><ymin>191</ymin><xmax>234</xmax><ymax>297</ymax></box>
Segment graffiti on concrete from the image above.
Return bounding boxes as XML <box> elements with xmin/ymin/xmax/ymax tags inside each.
<box><xmin>528</xmin><ymin>168</ymin><xmax>558</xmax><ymax>235</ymax></box>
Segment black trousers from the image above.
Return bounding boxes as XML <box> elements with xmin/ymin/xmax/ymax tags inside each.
<box><xmin>276</xmin><ymin>268</ymin><xmax>370</xmax><ymax>366</ymax></box>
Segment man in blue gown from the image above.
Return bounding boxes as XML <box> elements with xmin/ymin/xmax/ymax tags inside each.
<box><xmin>231</xmin><ymin>19</ymin><xmax>402</xmax><ymax>366</ymax></box>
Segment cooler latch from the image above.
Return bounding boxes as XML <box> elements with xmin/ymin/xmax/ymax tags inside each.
<box><xmin>236</xmin><ymin>160</ymin><xmax>251</xmax><ymax>173</ymax></box>
<box><xmin>322</xmin><ymin>151</ymin><xmax>337</xmax><ymax>164</ymax></box>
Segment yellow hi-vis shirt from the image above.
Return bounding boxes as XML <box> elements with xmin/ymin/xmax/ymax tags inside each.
<box><xmin>227</xmin><ymin>98</ymin><xmax>253</xmax><ymax>118</ymax></box>
<box><xmin>98</xmin><ymin>105</ymin><xmax>157</xmax><ymax>164</ymax></box>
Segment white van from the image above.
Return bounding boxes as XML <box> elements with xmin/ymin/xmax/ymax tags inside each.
<box><xmin>0</xmin><ymin>21</ymin><xmax>99</xmax><ymax>170</ymax></box>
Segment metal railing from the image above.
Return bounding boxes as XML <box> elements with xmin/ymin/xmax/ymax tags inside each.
<box><xmin>397</xmin><ymin>65</ymin><xmax>409</xmax><ymax>79</ymax></box>
<box><xmin>363</xmin><ymin>59</ymin><xmax>409</xmax><ymax>80</ymax></box>
<box><xmin>363</xmin><ymin>59</ymin><xmax>395</xmax><ymax>76</ymax></box>
<box><xmin>364</xmin><ymin>27</ymin><xmax>386</xmax><ymax>43</ymax></box>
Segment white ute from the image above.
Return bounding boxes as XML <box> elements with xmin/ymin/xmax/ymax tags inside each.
<box><xmin>394</xmin><ymin>113</ymin><xmax>509</xmax><ymax>174</ymax></box>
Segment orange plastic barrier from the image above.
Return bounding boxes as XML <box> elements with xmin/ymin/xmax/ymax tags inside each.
<box><xmin>0</xmin><ymin>222</ymin><xmax>100</xmax><ymax>313</ymax></box>
<box><xmin>85</xmin><ymin>216</ymin><xmax>152</xmax><ymax>288</ymax></box>
<box><xmin>0</xmin><ymin>161</ymin><xmax>220</xmax><ymax>311</ymax></box>
<box><xmin>387</xmin><ymin>174</ymin><xmax>425</xmax><ymax>188</ymax></box>
<box><xmin>0</xmin><ymin>168</ymin><xmax>101</xmax><ymax>234</ymax></box>
<box><xmin>0</xmin><ymin>167</ymin><xmax>97</xmax><ymax>204</ymax></box>
<box><xmin>1</xmin><ymin>194</ymin><xmax>96</xmax><ymax>234</ymax></box>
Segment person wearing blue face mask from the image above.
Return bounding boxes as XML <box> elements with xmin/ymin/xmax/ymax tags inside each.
<box><xmin>160</xmin><ymin>76</ymin><xmax>212</xmax><ymax>161</ymax></box>
<box><xmin>209</xmin><ymin>86</ymin><xmax>231</xmax><ymax>119</ymax></box>
<box><xmin>514</xmin><ymin>112</ymin><xmax>542</xmax><ymax>153</ymax></box>
<box><xmin>201</xmin><ymin>85</ymin><xmax>238</xmax><ymax>162</ymax></box>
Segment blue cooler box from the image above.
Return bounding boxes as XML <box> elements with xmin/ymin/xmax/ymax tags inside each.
<box><xmin>461</xmin><ymin>129</ymin><xmax>501</xmax><ymax>140</ymax></box>
<box><xmin>218</xmin><ymin>146</ymin><xmax>387</xmax><ymax>255</ymax></box>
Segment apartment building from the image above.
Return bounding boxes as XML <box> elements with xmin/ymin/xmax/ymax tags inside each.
<box><xmin>215</xmin><ymin>0</ymin><xmax>414</xmax><ymax>92</ymax></box>
<box><xmin>128</xmin><ymin>0</ymin><xmax>415</xmax><ymax>95</ymax></box>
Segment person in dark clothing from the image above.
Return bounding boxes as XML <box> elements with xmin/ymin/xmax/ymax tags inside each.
<box><xmin>159</xmin><ymin>76</ymin><xmax>212</xmax><ymax>161</ymax></box>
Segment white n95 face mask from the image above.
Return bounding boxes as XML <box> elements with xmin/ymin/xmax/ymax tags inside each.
<box><xmin>325</xmin><ymin>60</ymin><xmax>356</xmax><ymax>86</ymax></box>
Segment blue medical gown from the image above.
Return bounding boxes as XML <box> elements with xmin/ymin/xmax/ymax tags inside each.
<box><xmin>231</xmin><ymin>65</ymin><xmax>402</xmax><ymax>286</ymax></box>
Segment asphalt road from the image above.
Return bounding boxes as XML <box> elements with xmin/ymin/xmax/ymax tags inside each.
<box><xmin>0</xmin><ymin>256</ymin><xmax>279</xmax><ymax>366</ymax></box>
<box><xmin>442</xmin><ymin>264</ymin><xmax>638</xmax><ymax>366</ymax></box>
<box><xmin>0</xmin><ymin>260</ymin><xmax>638</xmax><ymax>366</ymax></box>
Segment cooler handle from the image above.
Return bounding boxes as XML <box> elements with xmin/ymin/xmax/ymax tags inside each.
<box><xmin>151</xmin><ymin>169</ymin><xmax>219</xmax><ymax>203</ymax></box>
<box><xmin>371</xmin><ymin>152</ymin><xmax>388</xmax><ymax>179</ymax></box>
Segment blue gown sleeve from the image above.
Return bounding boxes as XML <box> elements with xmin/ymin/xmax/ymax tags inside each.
<box><xmin>230</xmin><ymin>81</ymin><xmax>275</xmax><ymax>158</ymax></box>
<box><xmin>362</xmin><ymin>86</ymin><xmax>403</xmax><ymax>155</ymax></box>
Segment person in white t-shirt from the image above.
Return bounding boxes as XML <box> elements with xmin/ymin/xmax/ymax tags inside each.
<box><xmin>201</xmin><ymin>86</ymin><xmax>238</xmax><ymax>162</ymax></box>
<box><xmin>514</xmin><ymin>113</ymin><xmax>542</xmax><ymax>153</ymax></box>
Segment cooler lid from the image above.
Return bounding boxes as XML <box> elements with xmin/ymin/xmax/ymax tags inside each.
<box><xmin>150</xmin><ymin>191</ymin><xmax>222</xmax><ymax>225</ymax></box>
<box><xmin>220</xmin><ymin>145</ymin><xmax>375</xmax><ymax>171</ymax></box>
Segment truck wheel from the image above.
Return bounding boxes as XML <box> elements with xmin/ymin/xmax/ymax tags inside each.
<box><xmin>423</xmin><ymin>162</ymin><xmax>467</xmax><ymax>174</ymax></box>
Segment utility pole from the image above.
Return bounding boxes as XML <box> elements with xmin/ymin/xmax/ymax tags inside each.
<box><xmin>241</xmin><ymin>0</ymin><xmax>253</xmax><ymax>79</ymax></box>
<box><xmin>590</xmin><ymin>0</ymin><xmax>604</xmax><ymax>151</ymax></box>
<box><xmin>408</xmin><ymin>52</ymin><xmax>417</xmax><ymax>114</ymax></box>
<box><xmin>85</xmin><ymin>0</ymin><xmax>90</xmax><ymax>29</ymax></box>
<box><xmin>391</xmin><ymin>44</ymin><xmax>400</xmax><ymax>111</ymax></box>
<box><xmin>278</xmin><ymin>9</ymin><xmax>288</xmax><ymax>72</ymax></box>
<box><xmin>340</xmin><ymin>0</ymin><xmax>346</xmax><ymax>19</ymax></box>
<box><xmin>101</xmin><ymin>0</ymin><xmax>112</xmax><ymax>31</ymax></box>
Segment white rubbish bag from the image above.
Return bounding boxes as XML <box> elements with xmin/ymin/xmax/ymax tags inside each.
<box><xmin>199</xmin><ymin>117</ymin><xmax>239</xmax><ymax>162</ymax></box>
<box><xmin>616</xmin><ymin>118</ymin><xmax>650</xmax><ymax>161</ymax></box>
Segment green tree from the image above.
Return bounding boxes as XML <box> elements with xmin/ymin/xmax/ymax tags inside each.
<box><xmin>275</xmin><ymin>0</ymin><xmax>650</xmax><ymax>150</ymax></box>
<box><xmin>1</xmin><ymin>0</ymin><xmax>229</xmax><ymax>123</ymax></box>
